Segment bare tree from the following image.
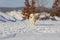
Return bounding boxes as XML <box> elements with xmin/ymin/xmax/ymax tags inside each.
<box><xmin>35</xmin><ymin>0</ymin><xmax>49</xmax><ymax>7</ymax></box>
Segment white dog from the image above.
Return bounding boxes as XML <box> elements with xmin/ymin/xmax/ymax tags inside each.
<box><xmin>29</xmin><ymin>13</ymin><xmax>36</xmax><ymax>25</ymax></box>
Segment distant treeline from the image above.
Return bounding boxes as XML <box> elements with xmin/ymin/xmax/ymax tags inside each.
<box><xmin>0</xmin><ymin>7</ymin><xmax>24</xmax><ymax>12</ymax></box>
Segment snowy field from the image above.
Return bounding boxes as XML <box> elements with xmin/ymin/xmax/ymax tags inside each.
<box><xmin>0</xmin><ymin>10</ymin><xmax>60</xmax><ymax>40</ymax></box>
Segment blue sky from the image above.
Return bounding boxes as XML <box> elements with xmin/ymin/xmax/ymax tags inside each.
<box><xmin>0</xmin><ymin>0</ymin><xmax>54</xmax><ymax>8</ymax></box>
<box><xmin>0</xmin><ymin>0</ymin><xmax>25</xmax><ymax>7</ymax></box>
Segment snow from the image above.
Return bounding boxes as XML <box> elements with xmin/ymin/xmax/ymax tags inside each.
<box><xmin>6</xmin><ymin>10</ymin><xmax>23</xmax><ymax>20</ymax></box>
<box><xmin>0</xmin><ymin>10</ymin><xmax>60</xmax><ymax>40</ymax></box>
<box><xmin>55</xmin><ymin>16</ymin><xmax>60</xmax><ymax>21</ymax></box>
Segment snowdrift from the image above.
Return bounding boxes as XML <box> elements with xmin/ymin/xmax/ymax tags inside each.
<box><xmin>0</xmin><ymin>10</ymin><xmax>60</xmax><ymax>39</ymax></box>
<box><xmin>0</xmin><ymin>10</ymin><xmax>23</xmax><ymax>22</ymax></box>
